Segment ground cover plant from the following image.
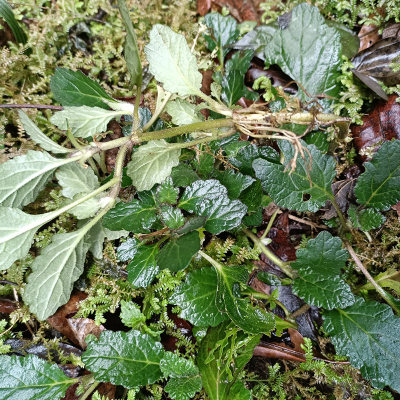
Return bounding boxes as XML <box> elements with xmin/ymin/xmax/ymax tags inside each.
<box><xmin>1</xmin><ymin>0</ymin><xmax>400</xmax><ymax>399</ymax></box>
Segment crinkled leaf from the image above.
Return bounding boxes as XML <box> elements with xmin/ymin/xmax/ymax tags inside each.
<box><xmin>120</xmin><ymin>300</ymin><xmax>145</xmax><ymax>328</ymax></box>
<box><xmin>23</xmin><ymin>227</ymin><xmax>91</xmax><ymax>320</ymax></box>
<box><xmin>0</xmin><ymin>355</ymin><xmax>74</xmax><ymax>400</ymax></box>
<box><xmin>0</xmin><ymin>0</ymin><xmax>27</xmax><ymax>44</ymax></box>
<box><xmin>0</xmin><ymin>150</ymin><xmax>71</xmax><ymax>208</ymax></box>
<box><xmin>215</xmin><ymin>169</ymin><xmax>254</xmax><ymax>199</ymax></box>
<box><xmin>165</xmin><ymin>375</ymin><xmax>202</xmax><ymax>400</ymax></box>
<box><xmin>157</xmin><ymin>177</ymin><xmax>179</xmax><ymax>204</ymax></box>
<box><xmin>160</xmin><ymin>205</ymin><xmax>185</xmax><ymax>229</ymax></box>
<box><xmin>82</xmin><ymin>330</ymin><xmax>165</xmax><ymax>387</ymax></box>
<box><xmin>323</xmin><ymin>298</ymin><xmax>400</xmax><ymax>391</ymax></box>
<box><xmin>304</xmin><ymin>130</ymin><xmax>329</xmax><ymax>153</ymax></box>
<box><xmin>127</xmin><ymin>244</ymin><xmax>159</xmax><ymax>288</ymax></box>
<box><xmin>292</xmin><ymin>231</ymin><xmax>354</xmax><ymax>309</ymax></box>
<box><xmin>117</xmin><ymin>238</ymin><xmax>139</xmax><ymax>262</ymax></box>
<box><xmin>239</xmin><ymin>180</ymin><xmax>263</xmax><ymax>213</ymax></box>
<box><xmin>50</xmin><ymin>106</ymin><xmax>124</xmax><ymax>138</ymax></box>
<box><xmin>103</xmin><ymin>194</ymin><xmax>157</xmax><ymax>233</ymax></box>
<box><xmin>50</xmin><ymin>68</ymin><xmax>114</xmax><ymax>108</ymax></box>
<box><xmin>56</xmin><ymin>162</ymin><xmax>99</xmax><ymax>199</ymax></box>
<box><xmin>354</xmin><ymin>140</ymin><xmax>400</xmax><ymax>210</ymax></box>
<box><xmin>165</xmin><ymin>99</ymin><xmax>203</xmax><ymax>125</ymax></box>
<box><xmin>179</xmin><ymin>180</ymin><xmax>247</xmax><ymax>234</ymax></box>
<box><xmin>127</xmin><ymin>140</ymin><xmax>181</xmax><ymax>191</ymax></box>
<box><xmin>171</xmin><ymin>164</ymin><xmax>200</xmax><ymax>187</ymax></box>
<box><xmin>170</xmin><ymin>267</ymin><xmax>228</xmax><ymax>327</ymax></box>
<box><xmin>18</xmin><ymin>111</ymin><xmax>70</xmax><ymax>154</ymax></box>
<box><xmin>264</xmin><ymin>3</ymin><xmax>341</xmax><ymax>104</ymax></box>
<box><xmin>144</xmin><ymin>25</ymin><xmax>202</xmax><ymax>96</ymax></box>
<box><xmin>348</xmin><ymin>206</ymin><xmax>386</xmax><ymax>231</ymax></box>
<box><xmin>253</xmin><ymin>141</ymin><xmax>336</xmax><ymax>212</ymax></box>
<box><xmin>157</xmin><ymin>231</ymin><xmax>200</xmax><ymax>272</ymax></box>
<box><xmin>160</xmin><ymin>352</ymin><xmax>198</xmax><ymax>378</ymax></box>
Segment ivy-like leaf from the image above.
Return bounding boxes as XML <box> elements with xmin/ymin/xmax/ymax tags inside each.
<box><xmin>0</xmin><ymin>355</ymin><xmax>74</xmax><ymax>400</ymax></box>
<box><xmin>165</xmin><ymin>99</ymin><xmax>203</xmax><ymax>126</ymax></box>
<box><xmin>23</xmin><ymin>227</ymin><xmax>91</xmax><ymax>320</ymax></box>
<box><xmin>50</xmin><ymin>106</ymin><xmax>125</xmax><ymax>138</ymax></box>
<box><xmin>103</xmin><ymin>193</ymin><xmax>157</xmax><ymax>233</ymax></box>
<box><xmin>127</xmin><ymin>140</ymin><xmax>181</xmax><ymax>191</ymax></box>
<box><xmin>157</xmin><ymin>231</ymin><xmax>200</xmax><ymax>272</ymax></box>
<box><xmin>0</xmin><ymin>150</ymin><xmax>72</xmax><ymax>208</ymax></box>
<box><xmin>127</xmin><ymin>244</ymin><xmax>159</xmax><ymax>288</ymax></box>
<box><xmin>144</xmin><ymin>25</ymin><xmax>202</xmax><ymax>96</ymax></box>
<box><xmin>18</xmin><ymin>111</ymin><xmax>71</xmax><ymax>154</ymax></box>
<box><xmin>348</xmin><ymin>205</ymin><xmax>386</xmax><ymax>231</ymax></box>
<box><xmin>170</xmin><ymin>267</ymin><xmax>228</xmax><ymax>327</ymax></box>
<box><xmin>264</xmin><ymin>3</ymin><xmax>341</xmax><ymax>104</ymax></box>
<box><xmin>354</xmin><ymin>140</ymin><xmax>400</xmax><ymax>210</ymax></box>
<box><xmin>82</xmin><ymin>330</ymin><xmax>165</xmax><ymax>388</ymax></box>
<box><xmin>253</xmin><ymin>141</ymin><xmax>336</xmax><ymax>212</ymax></box>
<box><xmin>324</xmin><ymin>298</ymin><xmax>400</xmax><ymax>391</ymax></box>
<box><xmin>50</xmin><ymin>68</ymin><xmax>114</xmax><ymax>108</ymax></box>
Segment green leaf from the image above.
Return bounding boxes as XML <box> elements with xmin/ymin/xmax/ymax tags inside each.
<box><xmin>215</xmin><ymin>169</ymin><xmax>255</xmax><ymax>199</ymax></box>
<box><xmin>157</xmin><ymin>231</ymin><xmax>200</xmax><ymax>272</ymax></box>
<box><xmin>50</xmin><ymin>106</ymin><xmax>125</xmax><ymax>138</ymax></box>
<box><xmin>117</xmin><ymin>238</ymin><xmax>139</xmax><ymax>262</ymax></box>
<box><xmin>18</xmin><ymin>111</ymin><xmax>70</xmax><ymax>154</ymax></box>
<box><xmin>239</xmin><ymin>180</ymin><xmax>263</xmax><ymax>213</ymax></box>
<box><xmin>0</xmin><ymin>150</ymin><xmax>72</xmax><ymax>208</ymax></box>
<box><xmin>23</xmin><ymin>227</ymin><xmax>91</xmax><ymax>320</ymax></box>
<box><xmin>68</xmin><ymin>194</ymin><xmax>102</xmax><ymax>220</ymax></box>
<box><xmin>56</xmin><ymin>162</ymin><xmax>99</xmax><ymax>199</ymax></box>
<box><xmin>326</xmin><ymin>20</ymin><xmax>359</xmax><ymax>59</ymax></box>
<box><xmin>304</xmin><ymin>130</ymin><xmax>329</xmax><ymax>153</ymax></box>
<box><xmin>165</xmin><ymin>99</ymin><xmax>203</xmax><ymax>125</ymax></box>
<box><xmin>165</xmin><ymin>375</ymin><xmax>202</xmax><ymax>400</ymax></box>
<box><xmin>120</xmin><ymin>300</ymin><xmax>145</xmax><ymax>328</ymax></box>
<box><xmin>179</xmin><ymin>180</ymin><xmax>247</xmax><ymax>234</ymax></box>
<box><xmin>0</xmin><ymin>0</ymin><xmax>27</xmax><ymax>44</ymax></box>
<box><xmin>160</xmin><ymin>352</ymin><xmax>198</xmax><ymax>377</ymax></box>
<box><xmin>253</xmin><ymin>141</ymin><xmax>336</xmax><ymax>212</ymax></box>
<box><xmin>144</xmin><ymin>25</ymin><xmax>202</xmax><ymax>96</ymax></box>
<box><xmin>0</xmin><ymin>355</ymin><xmax>74</xmax><ymax>400</ymax></box>
<box><xmin>127</xmin><ymin>140</ymin><xmax>181</xmax><ymax>191</ymax></box>
<box><xmin>171</xmin><ymin>164</ymin><xmax>200</xmax><ymax>187</ymax></box>
<box><xmin>264</xmin><ymin>3</ymin><xmax>341</xmax><ymax>104</ymax></box>
<box><xmin>157</xmin><ymin>177</ymin><xmax>179</xmax><ymax>204</ymax></box>
<box><xmin>127</xmin><ymin>244</ymin><xmax>159</xmax><ymax>288</ymax></box>
<box><xmin>348</xmin><ymin>205</ymin><xmax>386</xmax><ymax>231</ymax></box>
<box><xmin>103</xmin><ymin>193</ymin><xmax>157</xmax><ymax>233</ymax></box>
<box><xmin>50</xmin><ymin>68</ymin><xmax>114</xmax><ymax>108</ymax></box>
<box><xmin>323</xmin><ymin>298</ymin><xmax>400</xmax><ymax>391</ymax></box>
<box><xmin>354</xmin><ymin>140</ymin><xmax>400</xmax><ymax>210</ymax></box>
<box><xmin>160</xmin><ymin>205</ymin><xmax>185</xmax><ymax>229</ymax></box>
<box><xmin>175</xmin><ymin>216</ymin><xmax>207</xmax><ymax>235</ymax></box>
<box><xmin>118</xmin><ymin>0</ymin><xmax>142</xmax><ymax>87</ymax></box>
<box><xmin>292</xmin><ymin>232</ymin><xmax>354</xmax><ymax>310</ymax></box>
<box><xmin>170</xmin><ymin>267</ymin><xmax>228</xmax><ymax>327</ymax></box>
<box><xmin>82</xmin><ymin>330</ymin><xmax>165</xmax><ymax>387</ymax></box>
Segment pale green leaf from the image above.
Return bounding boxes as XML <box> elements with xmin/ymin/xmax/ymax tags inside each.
<box><xmin>18</xmin><ymin>111</ymin><xmax>71</xmax><ymax>154</ymax></box>
<box><xmin>120</xmin><ymin>300</ymin><xmax>145</xmax><ymax>328</ymax></box>
<box><xmin>127</xmin><ymin>140</ymin><xmax>181</xmax><ymax>191</ymax></box>
<box><xmin>165</xmin><ymin>99</ymin><xmax>203</xmax><ymax>126</ymax></box>
<box><xmin>0</xmin><ymin>355</ymin><xmax>74</xmax><ymax>400</ymax></box>
<box><xmin>144</xmin><ymin>25</ymin><xmax>202</xmax><ymax>96</ymax></box>
<box><xmin>50</xmin><ymin>106</ymin><xmax>125</xmax><ymax>138</ymax></box>
<box><xmin>68</xmin><ymin>194</ymin><xmax>102</xmax><ymax>219</ymax></box>
<box><xmin>165</xmin><ymin>375</ymin><xmax>202</xmax><ymax>400</ymax></box>
<box><xmin>23</xmin><ymin>227</ymin><xmax>91</xmax><ymax>320</ymax></box>
<box><xmin>0</xmin><ymin>150</ymin><xmax>71</xmax><ymax>208</ymax></box>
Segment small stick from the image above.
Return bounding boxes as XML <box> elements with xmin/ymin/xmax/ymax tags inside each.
<box><xmin>0</xmin><ymin>104</ymin><xmax>63</xmax><ymax>110</ymax></box>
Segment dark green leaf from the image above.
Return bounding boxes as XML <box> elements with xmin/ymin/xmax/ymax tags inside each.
<box><xmin>0</xmin><ymin>0</ymin><xmax>27</xmax><ymax>44</ymax></box>
<box><xmin>326</xmin><ymin>20</ymin><xmax>359</xmax><ymax>59</ymax></box>
<box><xmin>264</xmin><ymin>3</ymin><xmax>341</xmax><ymax>105</ymax></box>
<box><xmin>292</xmin><ymin>231</ymin><xmax>354</xmax><ymax>310</ymax></box>
<box><xmin>157</xmin><ymin>231</ymin><xmax>200</xmax><ymax>272</ymax></box>
<box><xmin>50</xmin><ymin>68</ymin><xmax>114</xmax><ymax>108</ymax></box>
<box><xmin>160</xmin><ymin>205</ymin><xmax>185</xmax><ymax>230</ymax></box>
<box><xmin>0</xmin><ymin>355</ymin><xmax>74</xmax><ymax>400</ymax></box>
<box><xmin>127</xmin><ymin>244</ymin><xmax>159</xmax><ymax>288</ymax></box>
<box><xmin>348</xmin><ymin>206</ymin><xmax>386</xmax><ymax>231</ymax></box>
<box><xmin>253</xmin><ymin>141</ymin><xmax>336</xmax><ymax>212</ymax></box>
<box><xmin>175</xmin><ymin>216</ymin><xmax>207</xmax><ymax>235</ymax></box>
<box><xmin>323</xmin><ymin>298</ymin><xmax>400</xmax><ymax>391</ymax></box>
<box><xmin>193</xmin><ymin>152</ymin><xmax>214</xmax><ymax>178</ymax></box>
<box><xmin>170</xmin><ymin>267</ymin><xmax>228</xmax><ymax>327</ymax></box>
<box><xmin>82</xmin><ymin>330</ymin><xmax>165</xmax><ymax>387</ymax></box>
<box><xmin>304</xmin><ymin>130</ymin><xmax>329</xmax><ymax>153</ymax></box>
<box><xmin>157</xmin><ymin>177</ymin><xmax>179</xmax><ymax>204</ymax></box>
<box><xmin>258</xmin><ymin>271</ymin><xmax>282</xmax><ymax>286</ymax></box>
<box><xmin>215</xmin><ymin>169</ymin><xmax>255</xmax><ymax>199</ymax></box>
<box><xmin>354</xmin><ymin>140</ymin><xmax>400</xmax><ymax>210</ymax></box>
<box><xmin>239</xmin><ymin>180</ymin><xmax>263</xmax><ymax>212</ymax></box>
<box><xmin>171</xmin><ymin>164</ymin><xmax>200</xmax><ymax>187</ymax></box>
<box><xmin>117</xmin><ymin>238</ymin><xmax>138</xmax><ymax>262</ymax></box>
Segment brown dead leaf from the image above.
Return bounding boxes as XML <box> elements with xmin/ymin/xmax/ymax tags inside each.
<box><xmin>358</xmin><ymin>24</ymin><xmax>379</xmax><ymax>51</ymax></box>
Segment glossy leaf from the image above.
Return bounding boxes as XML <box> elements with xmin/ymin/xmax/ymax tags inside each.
<box><xmin>171</xmin><ymin>164</ymin><xmax>200</xmax><ymax>187</ymax></box>
<box><xmin>0</xmin><ymin>0</ymin><xmax>27</xmax><ymax>44</ymax></box>
<box><xmin>127</xmin><ymin>140</ymin><xmax>181</xmax><ymax>191</ymax></box>
<box><xmin>120</xmin><ymin>300</ymin><xmax>146</xmax><ymax>328</ymax></box>
<box><xmin>354</xmin><ymin>140</ymin><xmax>400</xmax><ymax>210</ymax></box>
<box><xmin>324</xmin><ymin>298</ymin><xmax>400</xmax><ymax>391</ymax></box>
<box><xmin>160</xmin><ymin>205</ymin><xmax>185</xmax><ymax>229</ymax></box>
<box><xmin>165</xmin><ymin>99</ymin><xmax>203</xmax><ymax>125</ymax></box>
<box><xmin>157</xmin><ymin>231</ymin><xmax>200</xmax><ymax>272</ymax></box>
<box><xmin>0</xmin><ymin>355</ymin><xmax>74</xmax><ymax>400</ymax></box>
<box><xmin>215</xmin><ymin>169</ymin><xmax>254</xmax><ymax>199</ymax></box>
<box><xmin>117</xmin><ymin>237</ymin><xmax>139</xmax><ymax>262</ymax></box>
<box><xmin>82</xmin><ymin>330</ymin><xmax>165</xmax><ymax>387</ymax></box>
<box><xmin>144</xmin><ymin>25</ymin><xmax>202</xmax><ymax>96</ymax></box>
<box><xmin>253</xmin><ymin>141</ymin><xmax>336</xmax><ymax>212</ymax></box>
<box><xmin>50</xmin><ymin>68</ymin><xmax>114</xmax><ymax>108</ymax></box>
<box><xmin>127</xmin><ymin>244</ymin><xmax>159</xmax><ymax>288</ymax></box>
<box><xmin>157</xmin><ymin>177</ymin><xmax>179</xmax><ymax>204</ymax></box>
<box><xmin>170</xmin><ymin>267</ymin><xmax>228</xmax><ymax>327</ymax></box>
<box><xmin>165</xmin><ymin>375</ymin><xmax>202</xmax><ymax>400</ymax></box>
<box><xmin>0</xmin><ymin>150</ymin><xmax>71</xmax><ymax>208</ymax></box>
<box><xmin>348</xmin><ymin>206</ymin><xmax>386</xmax><ymax>231</ymax></box>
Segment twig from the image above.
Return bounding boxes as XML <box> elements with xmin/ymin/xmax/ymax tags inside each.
<box><xmin>0</xmin><ymin>104</ymin><xmax>63</xmax><ymax>110</ymax></box>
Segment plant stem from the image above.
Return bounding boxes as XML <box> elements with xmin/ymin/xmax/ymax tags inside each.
<box><xmin>260</xmin><ymin>208</ymin><xmax>280</xmax><ymax>240</ymax></box>
<box><xmin>79</xmin><ymin>380</ymin><xmax>100</xmax><ymax>400</ymax></box>
<box><xmin>243</xmin><ymin>228</ymin><xmax>296</xmax><ymax>279</ymax></box>
<box><xmin>0</xmin><ymin>103</ymin><xmax>63</xmax><ymax>110</ymax></box>
<box><xmin>345</xmin><ymin>242</ymin><xmax>400</xmax><ymax>315</ymax></box>
<box><xmin>198</xmin><ymin>249</ymin><xmax>223</xmax><ymax>272</ymax></box>
<box><xmin>142</xmin><ymin>91</ymin><xmax>172</xmax><ymax>132</ymax></box>
<box><xmin>168</xmin><ymin>128</ymin><xmax>235</xmax><ymax>150</ymax></box>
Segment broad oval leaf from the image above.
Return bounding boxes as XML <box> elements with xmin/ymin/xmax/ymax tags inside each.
<box><xmin>127</xmin><ymin>244</ymin><xmax>159</xmax><ymax>288</ymax></box>
<box><xmin>165</xmin><ymin>99</ymin><xmax>203</xmax><ymax>126</ymax></box>
<box><xmin>82</xmin><ymin>330</ymin><xmax>165</xmax><ymax>387</ymax></box>
<box><xmin>324</xmin><ymin>298</ymin><xmax>400</xmax><ymax>391</ymax></box>
<box><xmin>0</xmin><ymin>355</ymin><xmax>74</xmax><ymax>400</ymax></box>
<box><xmin>144</xmin><ymin>25</ymin><xmax>202</xmax><ymax>96</ymax></box>
<box><xmin>127</xmin><ymin>140</ymin><xmax>181</xmax><ymax>191</ymax></box>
